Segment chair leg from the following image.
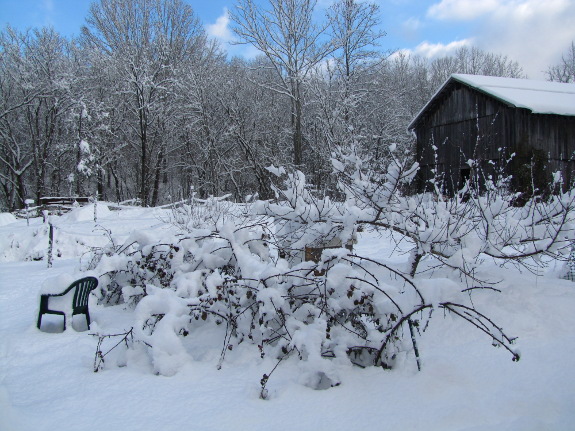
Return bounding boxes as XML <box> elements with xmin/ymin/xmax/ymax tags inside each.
<box><xmin>85</xmin><ymin>311</ymin><xmax>91</xmax><ymax>330</ymax></box>
<box><xmin>37</xmin><ymin>312</ymin><xmax>43</xmax><ymax>330</ymax></box>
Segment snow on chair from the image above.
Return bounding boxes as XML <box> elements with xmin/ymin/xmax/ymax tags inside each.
<box><xmin>37</xmin><ymin>276</ymin><xmax>99</xmax><ymax>331</ymax></box>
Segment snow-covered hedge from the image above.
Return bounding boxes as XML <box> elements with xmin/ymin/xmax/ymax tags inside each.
<box><xmin>86</xmin><ymin>146</ymin><xmax>575</xmax><ymax>396</ymax></box>
<box><xmin>95</xmin><ymin>212</ymin><xmax>495</xmax><ymax>391</ymax></box>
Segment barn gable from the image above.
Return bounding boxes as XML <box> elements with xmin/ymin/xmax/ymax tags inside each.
<box><xmin>409</xmin><ymin>74</ymin><xmax>575</xmax><ymax>195</ymax></box>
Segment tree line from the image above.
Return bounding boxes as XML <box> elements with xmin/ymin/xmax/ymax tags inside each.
<box><xmin>5</xmin><ymin>0</ymin><xmax>566</xmax><ymax>212</ymax></box>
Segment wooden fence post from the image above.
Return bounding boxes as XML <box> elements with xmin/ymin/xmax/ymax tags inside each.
<box><xmin>93</xmin><ymin>194</ymin><xmax>97</xmax><ymax>223</ymax></box>
<box><xmin>24</xmin><ymin>199</ymin><xmax>34</xmax><ymax>226</ymax></box>
<box><xmin>47</xmin><ymin>221</ymin><xmax>54</xmax><ymax>268</ymax></box>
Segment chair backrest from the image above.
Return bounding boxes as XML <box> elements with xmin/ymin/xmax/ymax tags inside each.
<box><xmin>71</xmin><ymin>277</ymin><xmax>99</xmax><ymax>311</ymax></box>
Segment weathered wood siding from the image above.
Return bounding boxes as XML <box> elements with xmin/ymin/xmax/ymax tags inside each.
<box><xmin>414</xmin><ymin>81</ymin><xmax>575</xmax><ymax>193</ymax></box>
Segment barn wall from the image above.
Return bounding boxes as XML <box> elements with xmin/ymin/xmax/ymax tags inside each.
<box><xmin>414</xmin><ymin>81</ymin><xmax>575</xmax><ymax>193</ymax></box>
<box><xmin>544</xmin><ymin>115</ymin><xmax>575</xmax><ymax>186</ymax></box>
<box><xmin>512</xmin><ymin>112</ymin><xmax>575</xmax><ymax>187</ymax></box>
<box><xmin>415</xmin><ymin>83</ymin><xmax>512</xmax><ymax>193</ymax></box>
<box><xmin>524</xmin><ymin>114</ymin><xmax>575</xmax><ymax>157</ymax></box>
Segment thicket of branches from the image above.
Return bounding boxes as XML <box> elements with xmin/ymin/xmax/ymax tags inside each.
<box><xmin>547</xmin><ymin>41</ymin><xmax>575</xmax><ymax>83</ymax></box>
<box><xmin>89</xmin><ymin>146</ymin><xmax>575</xmax><ymax>394</ymax></box>
<box><xmin>0</xmin><ymin>0</ymin><xmax>536</xmax><ymax>212</ymax></box>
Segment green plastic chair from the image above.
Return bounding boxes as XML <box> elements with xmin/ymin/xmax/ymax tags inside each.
<box><xmin>37</xmin><ymin>276</ymin><xmax>99</xmax><ymax>331</ymax></box>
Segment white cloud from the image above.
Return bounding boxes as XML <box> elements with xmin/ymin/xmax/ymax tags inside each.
<box><xmin>207</xmin><ymin>8</ymin><xmax>233</xmax><ymax>44</ymax></box>
<box><xmin>425</xmin><ymin>0</ymin><xmax>575</xmax><ymax>78</ymax></box>
<box><xmin>398</xmin><ymin>39</ymin><xmax>472</xmax><ymax>59</ymax></box>
<box><xmin>427</xmin><ymin>0</ymin><xmax>500</xmax><ymax>21</ymax></box>
<box><xmin>206</xmin><ymin>8</ymin><xmax>262</xmax><ymax>60</ymax></box>
<box><xmin>417</xmin><ymin>39</ymin><xmax>471</xmax><ymax>58</ymax></box>
<box><xmin>476</xmin><ymin>0</ymin><xmax>575</xmax><ymax>78</ymax></box>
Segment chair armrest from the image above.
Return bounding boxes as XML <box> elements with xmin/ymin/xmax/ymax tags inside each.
<box><xmin>40</xmin><ymin>284</ymin><xmax>75</xmax><ymax>298</ymax></box>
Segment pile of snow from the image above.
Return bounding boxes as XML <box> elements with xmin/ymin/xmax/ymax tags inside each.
<box><xmin>0</xmin><ymin>221</ymin><xmax>96</xmax><ymax>262</ymax></box>
<box><xmin>40</xmin><ymin>273</ymin><xmax>76</xmax><ymax>295</ymax></box>
<box><xmin>64</xmin><ymin>203</ymin><xmax>112</xmax><ymax>222</ymax></box>
<box><xmin>0</xmin><ymin>213</ymin><xmax>17</xmax><ymax>226</ymax></box>
<box><xmin>0</xmin><ymin>203</ymin><xmax>170</xmax><ymax>263</ymax></box>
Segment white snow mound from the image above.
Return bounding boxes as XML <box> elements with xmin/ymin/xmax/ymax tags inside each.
<box><xmin>0</xmin><ymin>213</ymin><xmax>17</xmax><ymax>226</ymax></box>
<box><xmin>65</xmin><ymin>203</ymin><xmax>112</xmax><ymax>222</ymax></box>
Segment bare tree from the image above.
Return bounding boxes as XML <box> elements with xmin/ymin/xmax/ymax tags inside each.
<box><xmin>427</xmin><ymin>46</ymin><xmax>525</xmax><ymax>91</ymax></box>
<box><xmin>81</xmin><ymin>0</ymin><xmax>207</xmax><ymax>206</ymax></box>
<box><xmin>316</xmin><ymin>0</ymin><xmax>385</xmax><ymax>148</ymax></box>
<box><xmin>0</xmin><ymin>27</ymin><xmax>76</xmax><ymax>209</ymax></box>
<box><xmin>327</xmin><ymin>0</ymin><xmax>385</xmax><ymax>81</ymax></box>
<box><xmin>0</xmin><ymin>27</ymin><xmax>34</xmax><ymax>209</ymax></box>
<box><xmin>215</xmin><ymin>57</ymin><xmax>287</xmax><ymax>200</ymax></box>
<box><xmin>231</xmin><ymin>0</ymin><xmax>335</xmax><ymax>168</ymax></box>
<box><xmin>547</xmin><ymin>41</ymin><xmax>575</xmax><ymax>83</ymax></box>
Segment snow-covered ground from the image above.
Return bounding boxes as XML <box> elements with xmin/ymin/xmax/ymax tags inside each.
<box><xmin>1</xmin><ymin>205</ymin><xmax>575</xmax><ymax>431</ymax></box>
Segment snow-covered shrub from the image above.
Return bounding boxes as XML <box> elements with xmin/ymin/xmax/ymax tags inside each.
<box><xmin>94</xmin><ymin>210</ymin><xmax>275</xmax><ymax>375</ymax></box>
<box><xmin>159</xmin><ymin>194</ymin><xmax>234</xmax><ymax>232</ymax></box>
<box><xmin>332</xmin><ymin>145</ymin><xmax>575</xmax><ymax>276</ymax></box>
<box><xmin>90</xmin><ymin>145</ymin><xmax>575</xmax><ymax>395</ymax></box>
<box><xmin>0</xmin><ymin>220</ymin><xmax>95</xmax><ymax>262</ymax></box>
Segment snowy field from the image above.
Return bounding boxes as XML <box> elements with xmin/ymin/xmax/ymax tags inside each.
<box><xmin>1</xmin><ymin>204</ymin><xmax>575</xmax><ymax>431</ymax></box>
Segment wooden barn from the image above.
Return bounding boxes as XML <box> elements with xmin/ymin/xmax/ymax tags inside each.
<box><xmin>408</xmin><ymin>74</ymin><xmax>575</xmax><ymax>195</ymax></box>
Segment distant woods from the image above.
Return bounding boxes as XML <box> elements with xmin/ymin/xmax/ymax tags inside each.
<box><xmin>3</xmin><ymin>0</ymin><xmax>561</xmax><ymax>211</ymax></box>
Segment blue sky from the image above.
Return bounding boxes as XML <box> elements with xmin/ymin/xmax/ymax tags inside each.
<box><xmin>1</xmin><ymin>0</ymin><xmax>574</xmax><ymax>79</ymax></box>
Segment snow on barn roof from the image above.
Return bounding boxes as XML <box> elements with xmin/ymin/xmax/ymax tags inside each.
<box><xmin>408</xmin><ymin>74</ymin><xmax>575</xmax><ymax>129</ymax></box>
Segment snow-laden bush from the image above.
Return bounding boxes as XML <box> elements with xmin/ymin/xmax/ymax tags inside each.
<box><xmin>332</xmin><ymin>145</ymin><xmax>575</xmax><ymax>275</ymax></box>
<box><xmin>158</xmin><ymin>194</ymin><xmax>235</xmax><ymax>231</ymax></box>
<box><xmin>91</xmin><ymin>146</ymin><xmax>575</xmax><ymax>396</ymax></box>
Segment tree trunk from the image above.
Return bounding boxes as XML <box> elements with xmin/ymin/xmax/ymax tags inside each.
<box><xmin>151</xmin><ymin>149</ymin><xmax>164</xmax><ymax>207</ymax></box>
<box><xmin>137</xmin><ymin>85</ymin><xmax>149</xmax><ymax>206</ymax></box>
<box><xmin>97</xmin><ymin>168</ymin><xmax>104</xmax><ymax>200</ymax></box>
<box><xmin>293</xmin><ymin>81</ymin><xmax>303</xmax><ymax>167</ymax></box>
<box><xmin>110</xmin><ymin>164</ymin><xmax>122</xmax><ymax>203</ymax></box>
<box><xmin>76</xmin><ymin>111</ymin><xmax>84</xmax><ymax>196</ymax></box>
